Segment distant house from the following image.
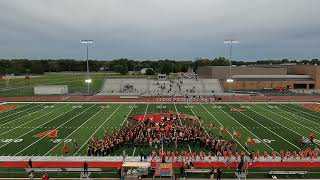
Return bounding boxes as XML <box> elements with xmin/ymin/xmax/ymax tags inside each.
<box><xmin>141</xmin><ymin>68</ymin><xmax>153</xmax><ymax>74</ymax></box>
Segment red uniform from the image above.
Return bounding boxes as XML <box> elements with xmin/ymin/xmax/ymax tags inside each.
<box><xmin>235</xmin><ymin>151</ymin><xmax>239</xmax><ymax>161</ymax></box>
<box><xmin>286</xmin><ymin>150</ymin><xmax>291</xmax><ymax>160</ymax></box>
<box><xmin>62</xmin><ymin>144</ymin><xmax>68</xmax><ymax>155</ymax></box>
<box><xmin>272</xmin><ymin>150</ymin><xmax>276</xmax><ymax>160</ymax></box>
<box><xmin>292</xmin><ymin>151</ymin><xmax>297</xmax><ymax>159</ymax></box>
<box><xmin>264</xmin><ymin>150</ymin><xmax>268</xmax><ymax>159</ymax></box>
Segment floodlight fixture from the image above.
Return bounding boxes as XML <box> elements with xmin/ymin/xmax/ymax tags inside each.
<box><xmin>226</xmin><ymin>78</ymin><xmax>234</xmax><ymax>83</ymax></box>
<box><xmin>80</xmin><ymin>40</ymin><xmax>94</xmax><ymax>44</ymax></box>
<box><xmin>85</xmin><ymin>79</ymin><xmax>92</xmax><ymax>83</ymax></box>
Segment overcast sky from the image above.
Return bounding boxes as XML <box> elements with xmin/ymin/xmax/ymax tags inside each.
<box><xmin>0</xmin><ymin>0</ymin><xmax>319</xmax><ymax>61</ymax></box>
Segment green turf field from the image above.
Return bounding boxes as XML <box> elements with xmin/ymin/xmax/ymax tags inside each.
<box><xmin>0</xmin><ymin>72</ymin><xmax>156</xmax><ymax>96</ymax></box>
<box><xmin>0</xmin><ymin>102</ymin><xmax>319</xmax><ymax>157</ymax></box>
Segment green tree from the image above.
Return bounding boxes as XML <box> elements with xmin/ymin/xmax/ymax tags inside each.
<box><xmin>146</xmin><ymin>68</ymin><xmax>155</xmax><ymax>75</ymax></box>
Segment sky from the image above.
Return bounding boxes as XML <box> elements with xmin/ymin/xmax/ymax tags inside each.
<box><xmin>0</xmin><ymin>0</ymin><xmax>319</xmax><ymax>61</ymax></box>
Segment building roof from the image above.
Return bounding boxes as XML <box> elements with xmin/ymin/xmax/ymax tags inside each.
<box><xmin>232</xmin><ymin>75</ymin><xmax>313</xmax><ymax>81</ymax></box>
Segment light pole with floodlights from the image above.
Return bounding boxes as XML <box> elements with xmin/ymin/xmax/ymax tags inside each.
<box><xmin>224</xmin><ymin>39</ymin><xmax>239</xmax><ymax>93</ymax></box>
<box><xmin>80</xmin><ymin>40</ymin><xmax>94</xmax><ymax>95</ymax></box>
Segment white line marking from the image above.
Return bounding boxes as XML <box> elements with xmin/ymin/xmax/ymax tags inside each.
<box><xmin>215</xmin><ymin>104</ymin><xmax>278</xmax><ymax>154</ymax></box>
<box><xmin>44</xmin><ymin>106</ymin><xmax>107</xmax><ymax>155</ymax></box>
<box><xmin>14</xmin><ymin>105</ymin><xmax>96</xmax><ymax>156</ymax></box>
<box><xmin>0</xmin><ymin>105</ymin><xmax>67</xmax><ymax>136</ymax></box>
<box><xmin>0</xmin><ymin>105</ymin><xmax>74</xmax><ymax>150</ymax></box>
<box><xmin>73</xmin><ymin>105</ymin><xmax>123</xmax><ymax>155</ymax></box>
<box><xmin>0</xmin><ymin>104</ymin><xmax>42</xmax><ymax>122</ymax></box>
<box><xmin>230</xmin><ymin>104</ymin><xmax>300</xmax><ymax>151</ymax></box>
<box><xmin>248</xmin><ymin>105</ymin><xmax>303</xmax><ymax>150</ymax></box>
<box><xmin>199</xmin><ymin>104</ymin><xmax>248</xmax><ymax>154</ymax></box>
<box><xmin>173</xmin><ymin>103</ymin><xmax>192</xmax><ymax>153</ymax></box>
<box><xmin>258</xmin><ymin>104</ymin><xmax>320</xmax><ymax>135</ymax></box>
<box><xmin>281</xmin><ymin>104</ymin><xmax>320</xmax><ymax>125</ymax></box>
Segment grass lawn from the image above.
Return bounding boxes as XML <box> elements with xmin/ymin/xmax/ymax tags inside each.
<box><xmin>0</xmin><ymin>72</ymin><xmax>156</xmax><ymax>96</ymax></box>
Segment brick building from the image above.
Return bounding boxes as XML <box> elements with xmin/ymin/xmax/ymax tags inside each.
<box><xmin>197</xmin><ymin>65</ymin><xmax>320</xmax><ymax>90</ymax></box>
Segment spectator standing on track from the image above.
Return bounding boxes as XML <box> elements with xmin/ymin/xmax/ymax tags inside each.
<box><xmin>28</xmin><ymin>159</ymin><xmax>32</xmax><ymax>168</ymax></box>
<box><xmin>83</xmin><ymin>161</ymin><xmax>88</xmax><ymax>174</ymax></box>
<box><xmin>73</xmin><ymin>140</ymin><xmax>78</xmax><ymax>152</ymax></box>
<box><xmin>28</xmin><ymin>172</ymin><xmax>34</xmax><ymax>180</ymax></box>
<box><xmin>216</xmin><ymin>168</ymin><xmax>222</xmax><ymax>180</ymax></box>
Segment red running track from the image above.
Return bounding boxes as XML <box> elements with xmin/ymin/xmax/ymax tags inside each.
<box><xmin>1</xmin><ymin>161</ymin><xmax>320</xmax><ymax>168</ymax></box>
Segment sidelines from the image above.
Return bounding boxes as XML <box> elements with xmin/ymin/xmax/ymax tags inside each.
<box><xmin>73</xmin><ymin>104</ymin><xmax>122</xmax><ymax>155</ymax></box>
<box><xmin>44</xmin><ymin>106</ymin><xmax>108</xmax><ymax>156</ymax></box>
<box><xmin>199</xmin><ymin>104</ymin><xmax>248</xmax><ymax>154</ymax></box>
<box><xmin>280</xmin><ymin>104</ymin><xmax>320</xmax><ymax>126</ymax></box>
<box><xmin>251</xmin><ymin>104</ymin><xmax>318</xmax><ymax>147</ymax></box>
<box><xmin>211</xmin><ymin>104</ymin><xmax>278</xmax><ymax>154</ymax></box>
<box><xmin>0</xmin><ymin>103</ymin><xmax>29</xmax><ymax>114</ymax></box>
<box><xmin>257</xmin><ymin>104</ymin><xmax>320</xmax><ymax>135</ymax></box>
<box><xmin>4</xmin><ymin>101</ymin><xmax>319</xmax><ymax>104</ymax></box>
<box><xmin>132</xmin><ymin>103</ymin><xmax>149</xmax><ymax>156</ymax></box>
<box><xmin>284</xmin><ymin>104</ymin><xmax>320</xmax><ymax>120</ymax></box>
<box><xmin>227</xmin><ymin>104</ymin><xmax>301</xmax><ymax>151</ymax></box>
<box><xmin>0</xmin><ymin>105</ymin><xmax>75</xmax><ymax>150</ymax></box>
<box><xmin>173</xmin><ymin>103</ymin><xmax>192</xmax><ymax>153</ymax></box>
<box><xmin>0</xmin><ymin>104</ymin><xmax>42</xmax><ymax>122</ymax></box>
<box><xmin>0</xmin><ymin>104</ymin><xmax>68</xmax><ymax>136</ymax></box>
<box><xmin>14</xmin><ymin>105</ymin><xmax>96</xmax><ymax>156</ymax></box>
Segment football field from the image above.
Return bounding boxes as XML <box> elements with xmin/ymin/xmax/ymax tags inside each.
<box><xmin>0</xmin><ymin>102</ymin><xmax>319</xmax><ymax>157</ymax></box>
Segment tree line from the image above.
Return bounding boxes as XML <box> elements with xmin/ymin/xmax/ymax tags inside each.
<box><xmin>0</xmin><ymin>57</ymin><xmax>319</xmax><ymax>75</ymax></box>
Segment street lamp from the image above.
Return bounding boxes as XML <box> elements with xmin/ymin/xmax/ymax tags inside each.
<box><xmin>80</xmin><ymin>40</ymin><xmax>94</xmax><ymax>95</ymax></box>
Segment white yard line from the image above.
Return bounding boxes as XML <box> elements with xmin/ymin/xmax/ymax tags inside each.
<box><xmin>257</xmin><ymin>104</ymin><xmax>320</xmax><ymax>135</ymax></box>
<box><xmin>228</xmin><ymin>104</ymin><xmax>301</xmax><ymax>151</ymax></box>
<box><xmin>132</xmin><ymin>103</ymin><xmax>149</xmax><ymax>156</ymax></box>
<box><xmin>0</xmin><ymin>103</ymin><xmax>29</xmax><ymax>114</ymax></box>
<box><xmin>14</xmin><ymin>105</ymin><xmax>96</xmax><ymax>156</ymax></box>
<box><xmin>251</xmin><ymin>105</ymin><xmax>319</xmax><ymax>147</ymax></box>
<box><xmin>0</xmin><ymin>105</ymin><xmax>67</xmax><ymax>136</ymax></box>
<box><xmin>173</xmin><ymin>103</ymin><xmax>192</xmax><ymax>153</ymax></box>
<box><xmin>199</xmin><ymin>104</ymin><xmax>249</xmax><ymax>154</ymax></box>
<box><xmin>44</xmin><ymin>106</ymin><xmax>107</xmax><ymax>156</ymax></box>
<box><xmin>280</xmin><ymin>104</ymin><xmax>320</xmax><ymax>125</ymax></box>
<box><xmin>0</xmin><ymin>106</ymin><xmax>75</xmax><ymax>150</ymax></box>
<box><xmin>73</xmin><ymin>105</ymin><xmax>123</xmax><ymax>155</ymax></box>
<box><xmin>0</xmin><ymin>104</ymin><xmax>42</xmax><ymax>122</ymax></box>
<box><xmin>211</xmin><ymin>104</ymin><xmax>278</xmax><ymax>154</ymax></box>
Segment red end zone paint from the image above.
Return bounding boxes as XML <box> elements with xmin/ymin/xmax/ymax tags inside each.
<box><xmin>1</xmin><ymin>161</ymin><xmax>320</xmax><ymax>168</ymax></box>
<box><xmin>303</xmin><ymin>104</ymin><xmax>320</xmax><ymax>111</ymax></box>
<box><xmin>34</xmin><ymin>130</ymin><xmax>58</xmax><ymax>138</ymax></box>
<box><xmin>0</xmin><ymin>105</ymin><xmax>17</xmax><ymax>111</ymax></box>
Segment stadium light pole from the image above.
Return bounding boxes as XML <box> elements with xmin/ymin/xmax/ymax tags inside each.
<box><xmin>80</xmin><ymin>40</ymin><xmax>94</xmax><ymax>95</ymax></box>
<box><xmin>224</xmin><ymin>39</ymin><xmax>239</xmax><ymax>93</ymax></box>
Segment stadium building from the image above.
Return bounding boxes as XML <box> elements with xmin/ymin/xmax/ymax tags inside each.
<box><xmin>197</xmin><ymin>65</ymin><xmax>320</xmax><ymax>91</ymax></box>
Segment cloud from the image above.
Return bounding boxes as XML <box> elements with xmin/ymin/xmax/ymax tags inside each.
<box><xmin>0</xmin><ymin>0</ymin><xmax>319</xmax><ymax>60</ymax></box>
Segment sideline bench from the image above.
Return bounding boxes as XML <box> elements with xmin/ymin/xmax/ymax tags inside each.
<box><xmin>65</xmin><ymin>168</ymin><xmax>102</xmax><ymax>173</ymax></box>
<box><xmin>185</xmin><ymin>169</ymin><xmax>211</xmax><ymax>174</ymax></box>
<box><xmin>25</xmin><ymin>168</ymin><xmax>62</xmax><ymax>174</ymax></box>
<box><xmin>185</xmin><ymin>169</ymin><xmax>212</xmax><ymax>178</ymax></box>
<box><xmin>269</xmin><ymin>171</ymin><xmax>307</xmax><ymax>177</ymax></box>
